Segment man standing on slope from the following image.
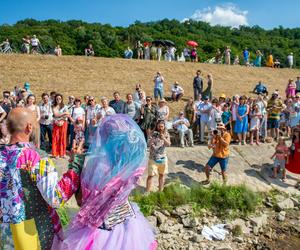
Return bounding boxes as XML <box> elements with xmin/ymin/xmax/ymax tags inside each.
<box><xmin>0</xmin><ymin>108</ymin><xmax>82</xmax><ymax>249</ymax></box>
<box><xmin>193</xmin><ymin>70</ymin><xmax>203</xmax><ymax>100</ymax></box>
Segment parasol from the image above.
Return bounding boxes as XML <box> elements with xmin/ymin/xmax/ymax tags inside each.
<box><xmin>187</xmin><ymin>40</ymin><xmax>198</xmax><ymax>47</ymax></box>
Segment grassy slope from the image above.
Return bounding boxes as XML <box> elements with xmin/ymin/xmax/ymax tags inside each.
<box><xmin>0</xmin><ymin>54</ymin><xmax>300</xmax><ymax>117</ymax></box>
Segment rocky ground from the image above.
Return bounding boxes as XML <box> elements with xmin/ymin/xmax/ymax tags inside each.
<box><xmin>54</xmin><ymin>143</ymin><xmax>300</xmax><ymax>249</ymax></box>
<box><xmin>147</xmin><ymin>194</ymin><xmax>300</xmax><ymax>250</ymax></box>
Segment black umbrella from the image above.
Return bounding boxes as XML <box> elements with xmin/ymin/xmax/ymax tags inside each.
<box><xmin>152</xmin><ymin>40</ymin><xmax>165</xmax><ymax>46</ymax></box>
<box><xmin>164</xmin><ymin>40</ymin><xmax>175</xmax><ymax>47</ymax></box>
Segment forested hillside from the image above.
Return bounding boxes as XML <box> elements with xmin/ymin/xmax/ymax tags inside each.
<box><xmin>1</xmin><ymin>19</ymin><xmax>299</xmax><ymax>67</ymax></box>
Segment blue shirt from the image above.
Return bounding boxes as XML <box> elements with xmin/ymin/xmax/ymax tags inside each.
<box><xmin>222</xmin><ymin>111</ymin><xmax>231</xmax><ymax>124</ymax></box>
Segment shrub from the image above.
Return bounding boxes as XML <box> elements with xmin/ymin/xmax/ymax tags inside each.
<box><xmin>131</xmin><ymin>182</ymin><xmax>262</xmax><ymax>218</ymax></box>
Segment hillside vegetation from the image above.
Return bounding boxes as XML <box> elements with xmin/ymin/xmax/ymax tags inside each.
<box><xmin>0</xmin><ymin>19</ymin><xmax>300</xmax><ymax>67</ymax></box>
<box><xmin>0</xmin><ymin>54</ymin><xmax>299</xmax><ymax>117</ymax></box>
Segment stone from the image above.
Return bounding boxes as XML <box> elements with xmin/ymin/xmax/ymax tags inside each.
<box><xmin>173</xmin><ymin>204</ymin><xmax>193</xmax><ymax>216</ymax></box>
<box><xmin>276</xmin><ymin>198</ymin><xmax>294</xmax><ymax>211</ymax></box>
<box><xmin>290</xmin><ymin>197</ymin><xmax>300</xmax><ymax>207</ymax></box>
<box><xmin>160</xmin><ymin>223</ymin><xmax>173</xmax><ymax>233</ymax></box>
<box><xmin>146</xmin><ymin>216</ymin><xmax>157</xmax><ymax>228</ymax></box>
<box><xmin>162</xmin><ymin>210</ymin><xmax>171</xmax><ymax>217</ymax></box>
<box><xmin>253</xmin><ymin>226</ymin><xmax>260</xmax><ymax>236</ymax></box>
<box><xmin>249</xmin><ymin>214</ymin><xmax>268</xmax><ymax>229</ymax></box>
<box><xmin>181</xmin><ymin>215</ymin><xmax>199</xmax><ymax>228</ymax></box>
<box><xmin>234</xmin><ymin>237</ymin><xmax>244</xmax><ymax>243</ymax></box>
<box><xmin>202</xmin><ymin>217</ymin><xmax>210</xmax><ymax>225</ymax></box>
<box><xmin>191</xmin><ymin>234</ymin><xmax>204</xmax><ymax>243</ymax></box>
<box><xmin>154</xmin><ymin>210</ymin><xmax>167</xmax><ymax>225</ymax></box>
<box><xmin>277</xmin><ymin>211</ymin><xmax>286</xmax><ymax>221</ymax></box>
<box><xmin>230</xmin><ymin>218</ymin><xmax>251</xmax><ymax>235</ymax></box>
<box><xmin>214</xmin><ymin>244</ymin><xmax>233</xmax><ymax>250</ymax></box>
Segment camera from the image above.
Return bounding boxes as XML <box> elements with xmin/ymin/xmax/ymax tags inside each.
<box><xmin>213</xmin><ymin>129</ymin><xmax>220</xmax><ymax>136</ymax></box>
<box><xmin>44</xmin><ymin>115</ymin><xmax>49</xmax><ymax>119</ymax></box>
<box><xmin>153</xmin><ymin>131</ymin><xmax>160</xmax><ymax>137</ymax></box>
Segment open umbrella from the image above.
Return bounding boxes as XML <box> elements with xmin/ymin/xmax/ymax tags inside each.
<box><xmin>144</xmin><ymin>42</ymin><xmax>151</xmax><ymax>47</ymax></box>
<box><xmin>164</xmin><ymin>40</ymin><xmax>175</xmax><ymax>47</ymax></box>
<box><xmin>187</xmin><ymin>41</ymin><xmax>198</xmax><ymax>47</ymax></box>
<box><xmin>152</xmin><ymin>40</ymin><xmax>165</xmax><ymax>46</ymax></box>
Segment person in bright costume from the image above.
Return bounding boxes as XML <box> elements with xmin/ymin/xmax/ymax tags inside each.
<box><xmin>0</xmin><ymin>108</ymin><xmax>82</xmax><ymax>250</ymax></box>
<box><xmin>54</xmin><ymin>114</ymin><xmax>157</xmax><ymax>250</ymax></box>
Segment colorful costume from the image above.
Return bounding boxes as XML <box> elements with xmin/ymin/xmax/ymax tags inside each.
<box><xmin>54</xmin><ymin>114</ymin><xmax>157</xmax><ymax>250</ymax></box>
<box><xmin>0</xmin><ymin>143</ymin><xmax>82</xmax><ymax>249</ymax></box>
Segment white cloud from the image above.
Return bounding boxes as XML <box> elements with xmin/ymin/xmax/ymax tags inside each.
<box><xmin>185</xmin><ymin>4</ymin><xmax>248</xmax><ymax>28</ymax></box>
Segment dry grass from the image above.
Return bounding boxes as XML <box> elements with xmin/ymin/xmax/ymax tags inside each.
<box><xmin>0</xmin><ymin>54</ymin><xmax>299</xmax><ymax>118</ymax></box>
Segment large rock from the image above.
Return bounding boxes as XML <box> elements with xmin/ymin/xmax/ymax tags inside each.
<box><xmin>249</xmin><ymin>214</ymin><xmax>268</xmax><ymax>229</ymax></box>
<box><xmin>277</xmin><ymin>211</ymin><xmax>286</xmax><ymax>221</ymax></box>
<box><xmin>154</xmin><ymin>210</ymin><xmax>167</xmax><ymax>225</ymax></box>
<box><xmin>173</xmin><ymin>204</ymin><xmax>193</xmax><ymax>216</ymax></box>
<box><xmin>276</xmin><ymin>198</ymin><xmax>294</xmax><ymax>211</ymax></box>
<box><xmin>181</xmin><ymin>215</ymin><xmax>199</xmax><ymax>228</ymax></box>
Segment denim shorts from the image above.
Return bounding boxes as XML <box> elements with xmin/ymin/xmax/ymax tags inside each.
<box><xmin>207</xmin><ymin>156</ymin><xmax>229</xmax><ymax>172</ymax></box>
<box><xmin>274</xmin><ymin>158</ymin><xmax>286</xmax><ymax>169</ymax></box>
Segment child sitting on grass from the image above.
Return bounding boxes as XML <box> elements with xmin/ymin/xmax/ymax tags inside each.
<box><xmin>270</xmin><ymin>137</ymin><xmax>289</xmax><ymax>181</ymax></box>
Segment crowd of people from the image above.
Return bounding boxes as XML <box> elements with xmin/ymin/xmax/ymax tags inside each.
<box><xmin>1</xmin><ymin>72</ymin><xmax>300</xmax><ymax>187</ymax></box>
<box><xmin>1</xmin><ymin>67</ymin><xmax>300</xmax><ymax>249</ymax></box>
<box><xmin>1</xmin><ymin>36</ymin><xmax>296</xmax><ymax>68</ymax></box>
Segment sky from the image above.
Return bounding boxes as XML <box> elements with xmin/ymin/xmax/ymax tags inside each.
<box><xmin>0</xmin><ymin>0</ymin><xmax>299</xmax><ymax>29</ymax></box>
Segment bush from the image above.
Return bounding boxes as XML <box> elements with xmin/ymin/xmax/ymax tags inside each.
<box><xmin>131</xmin><ymin>182</ymin><xmax>262</xmax><ymax>218</ymax></box>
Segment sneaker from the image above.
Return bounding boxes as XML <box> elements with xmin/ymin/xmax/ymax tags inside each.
<box><xmin>180</xmin><ymin>145</ymin><xmax>185</xmax><ymax>148</ymax></box>
<box><xmin>202</xmin><ymin>180</ymin><xmax>210</xmax><ymax>185</ymax></box>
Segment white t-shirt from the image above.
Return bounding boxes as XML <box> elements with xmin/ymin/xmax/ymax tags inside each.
<box><xmin>0</xmin><ymin>106</ymin><xmax>4</xmax><ymax>114</ymax></box>
<box><xmin>171</xmin><ymin>85</ymin><xmax>183</xmax><ymax>95</ymax></box>
<box><xmin>31</xmin><ymin>38</ymin><xmax>40</xmax><ymax>46</ymax></box>
<box><xmin>72</xmin><ymin>107</ymin><xmax>85</xmax><ymax>121</ymax></box>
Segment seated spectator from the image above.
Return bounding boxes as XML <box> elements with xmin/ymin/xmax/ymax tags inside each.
<box><xmin>253</xmin><ymin>81</ymin><xmax>268</xmax><ymax>95</ymax></box>
<box><xmin>171</xmin><ymin>82</ymin><xmax>184</xmax><ymax>101</ymax></box>
<box><xmin>109</xmin><ymin>91</ymin><xmax>125</xmax><ymax>114</ymax></box>
<box><xmin>274</xmin><ymin>59</ymin><xmax>280</xmax><ymax>68</ymax></box>
<box><xmin>173</xmin><ymin>111</ymin><xmax>194</xmax><ymax>148</ymax></box>
<box><xmin>85</xmin><ymin>44</ymin><xmax>95</xmax><ymax>56</ymax></box>
<box><xmin>54</xmin><ymin>45</ymin><xmax>62</xmax><ymax>56</ymax></box>
<box><xmin>156</xmin><ymin>99</ymin><xmax>169</xmax><ymax>121</ymax></box>
<box><xmin>124</xmin><ymin>93</ymin><xmax>140</xmax><ymax>122</ymax></box>
<box><xmin>0</xmin><ymin>38</ymin><xmax>11</xmax><ymax>52</ymax></box>
<box><xmin>124</xmin><ymin>47</ymin><xmax>133</xmax><ymax>59</ymax></box>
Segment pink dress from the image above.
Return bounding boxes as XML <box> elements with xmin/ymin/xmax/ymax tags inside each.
<box><xmin>286</xmin><ymin>83</ymin><xmax>296</xmax><ymax>97</ymax></box>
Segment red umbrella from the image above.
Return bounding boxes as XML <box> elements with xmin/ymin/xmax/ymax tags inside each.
<box><xmin>144</xmin><ymin>42</ymin><xmax>150</xmax><ymax>47</ymax></box>
<box><xmin>187</xmin><ymin>41</ymin><xmax>198</xmax><ymax>47</ymax></box>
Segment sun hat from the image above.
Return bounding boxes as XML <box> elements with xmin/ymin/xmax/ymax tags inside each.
<box><xmin>220</xmin><ymin>93</ymin><xmax>226</xmax><ymax>99</ymax></box>
<box><xmin>159</xmin><ymin>98</ymin><xmax>167</xmax><ymax>103</ymax></box>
